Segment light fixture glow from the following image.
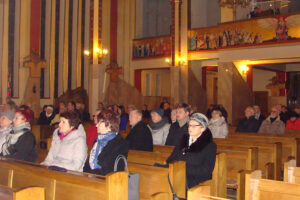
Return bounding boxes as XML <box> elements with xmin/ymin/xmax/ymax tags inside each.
<box><xmin>83</xmin><ymin>50</ymin><xmax>90</xmax><ymax>56</ymax></box>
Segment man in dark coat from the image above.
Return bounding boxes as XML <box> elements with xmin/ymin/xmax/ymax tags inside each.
<box><xmin>236</xmin><ymin>106</ymin><xmax>260</xmax><ymax>133</ymax></box>
<box><xmin>253</xmin><ymin>105</ymin><xmax>265</xmax><ymax>126</ymax></box>
<box><xmin>126</xmin><ymin>110</ymin><xmax>153</xmax><ymax>151</ymax></box>
<box><xmin>165</xmin><ymin>103</ymin><xmax>190</xmax><ymax>147</ymax></box>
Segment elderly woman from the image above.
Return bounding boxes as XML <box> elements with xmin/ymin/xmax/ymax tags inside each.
<box><xmin>0</xmin><ymin>109</ymin><xmax>37</xmax><ymax>162</ymax></box>
<box><xmin>41</xmin><ymin>111</ymin><xmax>87</xmax><ymax>172</ymax></box>
<box><xmin>208</xmin><ymin>108</ymin><xmax>228</xmax><ymax>138</ymax></box>
<box><xmin>166</xmin><ymin>113</ymin><xmax>216</xmax><ymax>189</ymax></box>
<box><xmin>0</xmin><ymin>110</ymin><xmax>15</xmax><ymax>149</ymax></box>
<box><xmin>147</xmin><ymin>108</ymin><xmax>170</xmax><ymax>145</ymax></box>
<box><xmin>83</xmin><ymin>110</ymin><xmax>128</xmax><ymax>175</ymax></box>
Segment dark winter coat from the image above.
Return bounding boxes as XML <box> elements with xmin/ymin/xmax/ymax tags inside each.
<box><xmin>165</xmin><ymin>122</ymin><xmax>188</xmax><ymax>147</ymax></box>
<box><xmin>0</xmin><ymin>129</ymin><xmax>38</xmax><ymax>162</ymax></box>
<box><xmin>167</xmin><ymin>129</ymin><xmax>217</xmax><ymax>188</ymax></box>
<box><xmin>83</xmin><ymin>134</ymin><xmax>129</xmax><ymax>175</ymax></box>
<box><xmin>236</xmin><ymin>116</ymin><xmax>260</xmax><ymax>133</ymax></box>
<box><xmin>125</xmin><ymin>120</ymin><xmax>153</xmax><ymax>152</ymax></box>
<box><xmin>37</xmin><ymin>111</ymin><xmax>55</xmax><ymax>125</ymax></box>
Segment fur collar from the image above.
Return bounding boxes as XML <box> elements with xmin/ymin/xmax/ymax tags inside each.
<box><xmin>180</xmin><ymin>128</ymin><xmax>213</xmax><ymax>153</ymax></box>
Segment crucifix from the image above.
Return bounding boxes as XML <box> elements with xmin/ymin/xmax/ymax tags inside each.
<box><xmin>105</xmin><ymin>61</ymin><xmax>123</xmax><ymax>82</ymax></box>
<box><xmin>22</xmin><ymin>51</ymin><xmax>47</xmax><ymax>115</ymax></box>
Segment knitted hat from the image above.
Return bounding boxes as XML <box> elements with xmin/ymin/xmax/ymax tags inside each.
<box><xmin>151</xmin><ymin>108</ymin><xmax>164</xmax><ymax>118</ymax></box>
<box><xmin>189</xmin><ymin>113</ymin><xmax>209</xmax><ymax>129</ymax></box>
<box><xmin>0</xmin><ymin>110</ymin><xmax>15</xmax><ymax>121</ymax></box>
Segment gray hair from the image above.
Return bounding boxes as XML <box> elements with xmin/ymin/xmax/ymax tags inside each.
<box><xmin>130</xmin><ymin>109</ymin><xmax>143</xmax><ymax>118</ymax></box>
<box><xmin>246</xmin><ymin>106</ymin><xmax>255</xmax><ymax>114</ymax></box>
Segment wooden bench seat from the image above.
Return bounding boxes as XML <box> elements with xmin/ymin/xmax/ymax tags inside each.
<box><xmin>229</xmin><ymin>132</ymin><xmax>300</xmax><ymax>166</ymax></box>
<box><xmin>128</xmin><ymin>161</ymin><xmax>185</xmax><ymax>200</ymax></box>
<box><xmin>0</xmin><ymin>185</ymin><xmax>45</xmax><ymax>200</ymax></box>
<box><xmin>215</xmin><ymin>139</ymin><xmax>282</xmax><ymax>180</ymax></box>
<box><xmin>0</xmin><ymin>157</ymin><xmax>127</xmax><ymax>200</ymax></box>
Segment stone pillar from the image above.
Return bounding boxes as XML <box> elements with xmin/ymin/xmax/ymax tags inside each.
<box><xmin>88</xmin><ymin>63</ymin><xmax>106</xmax><ymax>115</ymax></box>
<box><xmin>218</xmin><ymin>62</ymin><xmax>234</xmax><ymax>123</ymax></box>
<box><xmin>170</xmin><ymin>0</ymin><xmax>189</xmax><ymax>104</ymax></box>
<box><xmin>218</xmin><ymin>62</ymin><xmax>254</xmax><ymax>125</ymax></box>
<box><xmin>88</xmin><ymin>0</ymin><xmax>110</xmax><ymax>114</ymax></box>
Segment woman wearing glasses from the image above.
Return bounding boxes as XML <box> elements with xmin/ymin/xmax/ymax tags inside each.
<box><xmin>83</xmin><ymin>110</ymin><xmax>128</xmax><ymax>175</ymax></box>
<box><xmin>166</xmin><ymin>113</ymin><xmax>216</xmax><ymax>189</ymax></box>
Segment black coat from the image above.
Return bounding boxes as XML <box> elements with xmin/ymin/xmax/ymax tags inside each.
<box><xmin>167</xmin><ymin>129</ymin><xmax>217</xmax><ymax>188</ymax></box>
<box><xmin>37</xmin><ymin>111</ymin><xmax>55</xmax><ymax>125</ymax></box>
<box><xmin>165</xmin><ymin>122</ymin><xmax>188</xmax><ymax>147</ymax></box>
<box><xmin>236</xmin><ymin>116</ymin><xmax>260</xmax><ymax>133</ymax></box>
<box><xmin>0</xmin><ymin>130</ymin><xmax>38</xmax><ymax>162</ymax></box>
<box><xmin>256</xmin><ymin>114</ymin><xmax>265</xmax><ymax>126</ymax></box>
<box><xmin>83</xmin><ymin>134</ymin><xmax>129</xmax><ymax>175</ymax></box>
<box><xmin>125</xmin><ymin>121</ymin><xmax>153</xmax><ymax>152</ymax></box>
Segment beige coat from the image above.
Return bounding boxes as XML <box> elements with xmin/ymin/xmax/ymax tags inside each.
<box><xmin>258</xmin><ymin>116</ymin><xmax>285</xmax><ymax>134</ymax></box>
<box><xmin>208</xmin><ymin>117</ymin><xmax>228</xmax><ymax>139</ymax></box>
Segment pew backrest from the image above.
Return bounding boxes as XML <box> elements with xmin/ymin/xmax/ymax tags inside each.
<box><xmin>0</xmin><ymin>158</ymin><xmax>127</xmax><ymax>200</ymax></box>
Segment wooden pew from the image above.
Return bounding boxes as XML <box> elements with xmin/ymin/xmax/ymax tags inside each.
<box><xmin>0</xmin><ymin>186</ymin><xmax>45</xmax><ymax>200</ymax></box>
<box><xmin>189</xmin><ymin>179</ymin><xmax>300</xmax><ymax>200</ymax></box>
<box><xmin>128</xmin><ymin>161</ymin><xmax>185</xmax><ymax>200</ymax></box>
<box><xmin>128</xmin><ymin>149</ymin><xmax>227</xmax><ymax>198</ymax></box>
<box><xmin>215</xmin><ymin>139</ymin><xmax>282</xmax><ymax>180</ymax></box>
<box><xmin>153</xmin><ymin>145</ymin><xmax>258</xmax><ymax>185</ymax></box>
<box><xmin>0</xmin><ymin>158</ymin><xmax>127</xmax><ymax>200</ymax></box>
<box><xmin>229</xmin><ymin>132</ymin><xmax>300</xmax><ymax>166</ymax></box>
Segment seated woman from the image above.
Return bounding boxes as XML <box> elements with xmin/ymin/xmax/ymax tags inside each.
<box><xmin>208</xmin><ymin>108</ymin><xmax>228</xmax><ymax>138</ymax></box>
<box><xmin>0</xmin><ymin>110</ymin><xmax>15</xmax><ymax>149</ymax></box>
<box><xmin>166</xmin><ymin>113</ymin><xmax>216</xmax><ymax>189</ymax></box>
<box><xmin>41</xmin><ymin>111</ymin><xmax>87</xmax><ymax>172</ymax></box>
<box><xmin>0</xmin><ymin>109</ymin><xmax>37</xmax><ymax>162</ymax></box>
<box><xmin>147</xmin><ymin>108</ymin><xmax>170</xmax><ymax>145</ymax></box>
<box><xmin>83</xmin><ymin>110</ymin><xmax>128</xmax><ymax>175</ymax></box>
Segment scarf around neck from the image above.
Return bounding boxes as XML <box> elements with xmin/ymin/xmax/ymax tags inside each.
<box><xmin>148</xmin><ymin>118</ymin><xmax>168</xmax><ymax>130</ymax></box>
<box><xmin>178</xmin><ymin>118</ymin><xmax>189</xmax><ymax>128</ymax></box>
<box><xmin>1</xmin><ymin>122</ymin><xmax>31</xmax><ymax>156</ymax></box>
<box><xmin>89</xmin><ymin>131</ymin><xmax>117</xmax><ymax>170</ymax></box>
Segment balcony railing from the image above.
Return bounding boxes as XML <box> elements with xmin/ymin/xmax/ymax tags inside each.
<box><xmin>132</xmin><ymin>35</ymin><xmax>172</xmax><ymax>60</ymax></box>
<box><xmin>188</xmin><ymin>12</ymin><xmax>300</xmax><ymax>52</ymax></box>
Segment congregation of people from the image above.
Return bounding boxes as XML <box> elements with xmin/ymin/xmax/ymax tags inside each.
<box><xmin>0</xmin><ymin>97</ymin><xmax>299</xmax><ymax>189</ymax></box>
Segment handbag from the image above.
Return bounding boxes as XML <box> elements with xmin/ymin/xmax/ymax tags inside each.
<box><xmin>168</xmin><ymin>175</ymin><xmax>186</xmax><ymax>200</ymax></box>
<box><xmin>114</xmin><ymin>155</ymin><xmax>140</xmax><ymax>200</ymax></box>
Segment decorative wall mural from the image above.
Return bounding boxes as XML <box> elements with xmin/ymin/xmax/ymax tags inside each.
<box><xmin>189</xmin><ymin>13</ymin><xmax>300</xmax><ymax>51</ymax></box>
<box><xmin>132</xmin><ymin>36</ymin><xmax>171</xmax><ymax>59</ymax></box>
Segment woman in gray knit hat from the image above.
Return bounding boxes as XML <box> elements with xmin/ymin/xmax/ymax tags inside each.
<box><xmin>166</xmin><ymin>112</ymin><xmax>216</xmax><ymax>189</ymax></box>
<box><xmin>148</xmin><ymin>108</ymin><xmax>170</xmax><ymax>145</ymax></box>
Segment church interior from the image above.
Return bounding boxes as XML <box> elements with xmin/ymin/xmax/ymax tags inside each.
<box><xmin>0</xmin><ymin>0</ymin><xmax>300</xmax><ymax>200</ymax></box>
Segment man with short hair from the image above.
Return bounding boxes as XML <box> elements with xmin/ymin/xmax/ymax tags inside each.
<box><xmin>258</xmin><ymin>106</ymin><xmax>285</xmax><ymax>134</ymax></box>
<box><xmin>253</xmin><ymin>105</ymin><xmax>265</xmax><ymax>126</ymax></box>
<box><xmin>165</xmin><ymin>103</ymin><xmax>190</xmax><ymax>146</ymax></box>
<box><xmin>236</xmin><ymin>106</ymin><xmax>260</xmax><ymax>133</ymax></box>
<box><xmin>125</xmin><ymin>110</ymin><xmax>153</xmax><ymax>151</ymax></box>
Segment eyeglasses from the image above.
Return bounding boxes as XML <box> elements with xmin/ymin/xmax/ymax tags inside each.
<box><xmin>271</xmin><ymin>110</ymin><xmax>277</xmax><ymax>113</ymax></box>
<box><xmin>188</xmin><ymin>124</ymin><xmax>202</xmax><ymax>128</ymax></box>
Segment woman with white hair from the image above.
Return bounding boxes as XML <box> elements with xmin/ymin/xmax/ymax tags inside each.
<box><xmin>208</xmin><ymin>108</ymin><xmax>228</xmax><ymax>138</ymax></box>
<box><xmin>165</xmin><ymin>113</ymin><xmax>216</xmax><ymax>189</ymax></box>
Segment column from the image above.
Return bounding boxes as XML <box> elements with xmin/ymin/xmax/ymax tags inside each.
<box><xmin>170</xmin><ymin>0</ymin><xmax>189</xmax><ymax>104</ymax></box>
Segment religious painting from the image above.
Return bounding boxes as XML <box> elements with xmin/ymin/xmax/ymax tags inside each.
<box><xmin>132</xmin><ymin>35</ymin><xmax>171</xmax><ymax>59</ymax></box>
<box><xmin>188</xmin><ymin>13</ymin><xmax>300</xmax><ymax>51</ymax></box>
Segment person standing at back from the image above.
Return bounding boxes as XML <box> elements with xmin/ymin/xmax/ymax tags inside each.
<box><xmin>125</xmin><ymin>110</ymin><xmax>153</xmax><ymax>151</ymax></box>
<box><xmin>165</xmin><ymin>103</ymin><xmax>190</xmax><ymax>147</ymax></box>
